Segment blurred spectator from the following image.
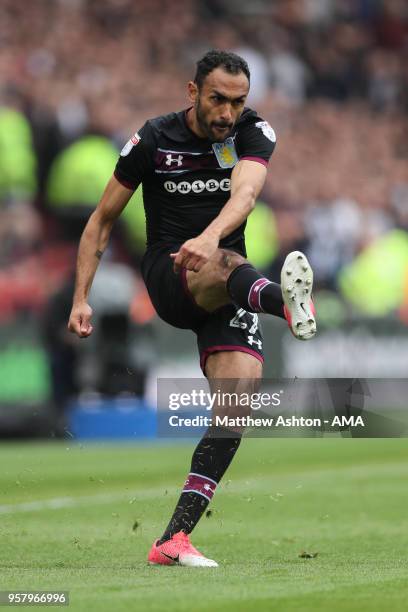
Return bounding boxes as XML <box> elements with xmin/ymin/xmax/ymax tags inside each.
<box><xmin>373</xmin><ymin>0</ymin><xmax>408</xmax><ymax>50</ymax></box>
<box><xmin>0</xmin><ymin>107</ymin><xmax>37</xmax><ymax>201</ymax></box>
<box><xmin>338</xmin><ymin>228</ymin><xmax>408</xmax><ymax>317</ymax></box>
<box><xmin>366</xmin><ymin>49</ymin><xmax>402</xmax><ymax>112</ymax></box>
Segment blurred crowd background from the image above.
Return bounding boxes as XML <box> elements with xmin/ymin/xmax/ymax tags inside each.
<box><xmin>1</xmin><ymin>0</ymin><xmax>408</xmax><ymax>435</ymax></box>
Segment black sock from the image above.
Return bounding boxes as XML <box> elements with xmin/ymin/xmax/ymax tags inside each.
<box><xmin>226</xmin><ymin>263</ymin><xmax>284</xmax><ymax>318</ymax></box>
<box><xmin>158</xmin><ymin>427</ymin><xmax>242</xmax><ymax>544</ymax></box>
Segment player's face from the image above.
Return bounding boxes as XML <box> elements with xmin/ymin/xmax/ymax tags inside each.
<box><xmin>191</xmin><ymin>67</ymin><xmax>249</xmax><ymax>142</ymax></box>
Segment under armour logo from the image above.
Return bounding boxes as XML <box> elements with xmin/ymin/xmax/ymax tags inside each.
<box><xmin>247</xmin><ymin>335</ymin><xmax>262</xmax><ymax>349</ymax></box>
<box><xmin>166</xmin><ymin>154</ymin><xmax>183</xmax><ymax>167</ymax></box>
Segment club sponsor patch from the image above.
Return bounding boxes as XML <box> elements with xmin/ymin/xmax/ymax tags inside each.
<box><xmin>120</xmin><ymin>132</ymin><xmax>141</xmax><ymax>156</ymax></box>
<box><xmin>255</xmin><ymin>121</ymin><xmax>276</xmax><ymax>143</ymax></box>
<box><xmin>212</xmin><ymin>137</ymin><xmax>239</xmax><ymax>169</ymax></box>
<box><xmin>164</xmin><ymin>178</ymin><xmax>230</xmax><ymax>194</ymax></box>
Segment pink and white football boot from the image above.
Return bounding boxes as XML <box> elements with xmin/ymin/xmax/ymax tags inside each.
<box><xmin>281</xmin><ymin>251</ymin><xmax>316</xmax><ymax>340</ymax></box>
<box><xmin>148</xmin><ymin>531</ymin><xmax>218</xmax><ymax>568</ymax></box>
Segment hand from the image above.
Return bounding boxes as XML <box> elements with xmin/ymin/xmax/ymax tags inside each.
<box><xmin>68</xmin><ymin>302</ymin><xmax>94</xmax><ymax>338</ymax></box>
<box><xmin>170</xmin><ymin>232</ymin><xmax>219</xmax><ymax>273</ymax></box>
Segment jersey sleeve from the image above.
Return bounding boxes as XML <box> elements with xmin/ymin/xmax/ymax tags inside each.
<box><xmin>236</xmin><ymin>115</ymin><xmax>276</xmax><ymax>168</ymax></box>
<box><xmin>114</xmin><ymin>121</ymin><xmax>156</xmax><ymax>190</ymax></box>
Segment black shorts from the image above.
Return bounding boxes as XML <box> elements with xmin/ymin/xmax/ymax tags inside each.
<box><xmin>141</xmin><ymin>247</ymin><xmax>264</xmax><ymax>373</ymax></box>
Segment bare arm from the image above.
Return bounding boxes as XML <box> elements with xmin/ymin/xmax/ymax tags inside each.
<box><xmin>204</xmin><ymin>159</ymin><xmax>267</xmax><ymax>241</ymax></box>
<box><xmin>68</xmin><ymin>174</ymin><xmax>134</xmax><ymax>337</ymax></box>
<box><xmin>171</xmin><ymin>160</ymin><xmax>267</xmax><ymax>272</ymax></box>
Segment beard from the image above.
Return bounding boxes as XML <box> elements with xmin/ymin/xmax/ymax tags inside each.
<box><xmin>196</xmin><ymin>97</ymin><xmax>233</xmax><ymax>142</ymax></box>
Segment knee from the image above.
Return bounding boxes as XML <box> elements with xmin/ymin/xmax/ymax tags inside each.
<box><xmin>216</xmin><ymin>249</ymin><xmax>247</xmax><ymax>283</ymax></box>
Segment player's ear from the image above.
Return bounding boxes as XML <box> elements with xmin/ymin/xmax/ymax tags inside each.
<box><xmin>187</xmin><ymin>81</ymin><xmax>198</xmax><ymax>104</ymax></box>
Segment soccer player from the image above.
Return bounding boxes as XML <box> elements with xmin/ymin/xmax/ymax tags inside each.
<box><xmin>68</xmin><ymin>50</ymin><xmax>316</xmax><ymax>567</ymax></box>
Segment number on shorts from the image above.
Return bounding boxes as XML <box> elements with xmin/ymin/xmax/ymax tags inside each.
<box><xmin>229</xmin><ymin>309</ymin><xmax>259</xmax><ymax>339</ymax></box>
<box><xmin>229</xmin><ymin>308</ymin><xmax>248</xmax><ymax>330</ymax></box>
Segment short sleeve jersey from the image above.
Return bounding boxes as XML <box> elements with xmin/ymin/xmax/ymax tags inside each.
<box><xmin>114</xmin><ymin>107</ymin><xmax>276</xmax><ymax>257</ymax></box>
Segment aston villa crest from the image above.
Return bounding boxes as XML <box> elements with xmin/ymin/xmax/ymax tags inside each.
<box><xmin>212</xmin><ymin>137</ymin><xmax>239</xmax><ymax>169</ymax></box>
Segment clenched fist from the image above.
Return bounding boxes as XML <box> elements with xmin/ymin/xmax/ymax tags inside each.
<box><xmin>68</xmin><ymin>302</ymin><xmax>94</xmax><ymax>338</ymax></box>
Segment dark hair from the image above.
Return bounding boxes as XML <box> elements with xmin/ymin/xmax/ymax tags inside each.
<box><xmin>194</xmin><ymin>50</ymin><xmax>250</xmax><ymax>89</ymax></box>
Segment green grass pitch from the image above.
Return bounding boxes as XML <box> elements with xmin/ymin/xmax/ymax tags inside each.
<box><xmin>0</xmin><ymin>438</ymin><xmax>407</xmax><ymax>611</ymax></box>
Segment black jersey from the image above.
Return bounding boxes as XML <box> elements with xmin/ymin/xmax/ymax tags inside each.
<box><xmin>114</xmin><ymin>107</ymin><xmax>276</xmax><ymax>259</ymax></box>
